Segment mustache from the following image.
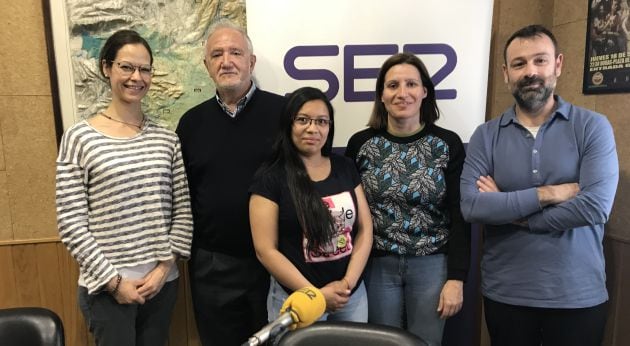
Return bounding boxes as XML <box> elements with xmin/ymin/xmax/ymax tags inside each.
<box><xmin>517</xmin><ymin>76</ymin><xmax>545</xmax><ymax>89</ymax></box>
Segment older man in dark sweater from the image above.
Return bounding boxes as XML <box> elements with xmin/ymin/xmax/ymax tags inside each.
<box><xmin>176</xmin><ymin>19</ymin><xmax>285</xmax><ymax>346</ymax></box>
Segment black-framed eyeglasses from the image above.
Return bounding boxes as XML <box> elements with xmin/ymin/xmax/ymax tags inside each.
<box><xmin>293</xmin><ymin>116</ymin><xmax>332</xmax><ymax>127</ymax></box>
<box><xmin>110</xmin><ymin>60</ymin><xmax>154</xmax><ymax>76</ymax></box>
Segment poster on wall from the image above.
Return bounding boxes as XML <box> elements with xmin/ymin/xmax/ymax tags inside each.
<box><xmin>44</xmin><ymin>0</ymin><xmax>246</xmax><ymax>139</ymax></box>
<box><xmin>583</xmin><ymin>0</ymin><xmax>630</xmax><ymax>94</ymax></box>
<box><xmin>45</xmin><ymin>0</ymin><xmax>493</xmax><ymax>146</ymax></box>
<box><xmin>246</xmin><ymin>0</ymin><xmax>494</xmax><ymax>145</ymax></box>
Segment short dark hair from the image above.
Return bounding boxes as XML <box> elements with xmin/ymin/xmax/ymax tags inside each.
<box><xmin>99</xmin><ymin>29</ymin><xmax>153</xmax><ymax>79</ymax></box>
<box><xmin>368</xmin><ymin>52</ymin><xmax>440</xmax><ymax>130</ymax></box>
<box><xmin>503</xmin><ymin>24</ymin><xmax>558</xmax><ymax>64</ymax></box>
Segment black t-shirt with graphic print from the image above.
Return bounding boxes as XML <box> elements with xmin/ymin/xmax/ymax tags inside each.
<box><xmin>249</xmin><ymin>153</ymin><xmax>362</xmax><ymax>294</ymax></box>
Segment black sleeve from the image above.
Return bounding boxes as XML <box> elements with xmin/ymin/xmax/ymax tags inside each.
<box><xmin>175</xmin><ymin>107</ymin><xmax>198</xmax><ymax>211</ymax></box>
<box><xmin>443</xmin><ymin>131</ymin><xmax>471</xmax><ymax>281</ymax></box>
<box><xmin>249</xmin><ymin>164</ymin><xmax>283</xmax><ymax>204</ymax></box>
<box><xmin>344</xmin><ymin>128</ymin><xmax>374</xmax><ymax>166</ymax></box>
<box><xmin>335</xmin><ymin>154</ymin><xmax>362</xmax><ymax>188</ymax></box>
<box><xmin>344</xmin><ymin>135</ymin><xmax>360</xmax><ymax>162</ymax></box>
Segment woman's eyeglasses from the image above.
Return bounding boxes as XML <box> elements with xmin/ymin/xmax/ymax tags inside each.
<box><xmin>111</xmin><ymin>61</ymin><xmax>154</xmax><ymax>76</ymax></box>
<box><xmin>293</xmin><ymin>116</ymin><xmax>332</xmax><ymax>127</ymax></box>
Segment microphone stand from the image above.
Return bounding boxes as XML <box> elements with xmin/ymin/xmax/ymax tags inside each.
<box><xmin>241</xmin><ymin>311</ymin><xmax>294</xmax><ymax>346</ymax></box>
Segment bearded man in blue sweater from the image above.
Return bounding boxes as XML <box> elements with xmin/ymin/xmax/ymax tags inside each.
<box><xmin>461</xmin><ymin>24</ymin><xmax>618</xmax><ymax>346</ymax></box>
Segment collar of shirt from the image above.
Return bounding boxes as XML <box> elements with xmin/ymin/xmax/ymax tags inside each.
<box><xmin>499</xmin><ymin>95</ymin><xmax>570</xmax><ymax>127</ymax></box>
<box><xmin>216</xmin><ymin>82</ymin><xmax>257</xmax><ymax>118</ymax></box>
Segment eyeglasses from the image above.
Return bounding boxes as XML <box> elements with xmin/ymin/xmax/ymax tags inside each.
<box><xmin>293</xmin><ymin>116</ymin><xmax>332</xmax><ymax>127</ymax></box>
<box><xmin>110</xmin><ymin>61</ymin><xmax>154</xmax><ymax>76</ymax></box>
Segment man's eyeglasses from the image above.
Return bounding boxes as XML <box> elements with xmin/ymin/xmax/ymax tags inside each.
<box><xmin>293</xmin><ymin>116</ymin><xmax>332</xmax><ymax>127</ymax></box>
<box><xmin>111</xmin><ymin>61</ymin><xmax>154</xmax><ymax>76</ymax></box>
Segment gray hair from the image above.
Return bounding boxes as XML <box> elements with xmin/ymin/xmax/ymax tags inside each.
<box><xmin>205</xmin><ymin>18</ymin><xmax>254</xmax><ymax>54</ymax></box>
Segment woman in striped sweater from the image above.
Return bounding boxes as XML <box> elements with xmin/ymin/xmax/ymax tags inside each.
<box><xmin>55</xmin><ymin>30</ymin><xmax>193</xmax><ymax>345</ymax></box>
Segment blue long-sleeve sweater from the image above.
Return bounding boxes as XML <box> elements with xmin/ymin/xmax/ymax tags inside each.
<box><xmin>460</xmin><ymin>95</ymin><xmax>618</xmax><ymax>308</ymax></box>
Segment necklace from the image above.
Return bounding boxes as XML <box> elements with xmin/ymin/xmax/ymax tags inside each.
<box><xmin>99</xmin><ymin>112</ymin><xmax>144</xmax><ymax>130</ymax></box>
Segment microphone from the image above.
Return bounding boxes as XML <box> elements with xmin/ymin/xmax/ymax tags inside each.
<box><xmin>242</xmin><ymin>286</ymin><xmax>326</xmax><ymax>346</ymax></box>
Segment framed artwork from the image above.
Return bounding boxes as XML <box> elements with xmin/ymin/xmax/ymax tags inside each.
<box><xmin>42</xmin><ymin>0</ymin><xmax>246</xmax><ymax>142</ymax></box>
<box><xmin>583</xmin><ymin>0</ymin><xmax>630</xmax><ymax>94</ymax></box>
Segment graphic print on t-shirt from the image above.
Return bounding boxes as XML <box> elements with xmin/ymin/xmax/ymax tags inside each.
<box><xmin>303</xmin><ymin>191</ymin><xmax>356</xmax><ymax>263</ymax></box>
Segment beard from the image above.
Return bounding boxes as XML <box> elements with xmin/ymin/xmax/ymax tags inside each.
<box><xmin>511</xmin><ymin>75</ymin><xmax>554</xmax><ymax>113</ymax></box>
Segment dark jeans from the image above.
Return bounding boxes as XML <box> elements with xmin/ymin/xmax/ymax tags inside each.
<box><xmin>78</xmin><ymin>279</ymin><xmax>178</xmax><ymax>346</ymax></box>
<box><xmin>484</xmin><ymin>296</ymin><xmax>607</xmax><ymax>346</ymax></box>
<box><xmin>189</xmin><ymin>248</ymin><xmax>270</xmax><ymax>346</ymax></box>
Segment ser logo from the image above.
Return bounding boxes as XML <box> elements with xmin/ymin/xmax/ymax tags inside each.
<box><xmin>284</xmin><ymin>44</ymin><xmax>457</xmax><ymax>101</ymax></box>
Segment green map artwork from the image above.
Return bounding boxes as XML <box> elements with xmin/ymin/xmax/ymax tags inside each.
<box><xmin>63</xmin><ymin>0</ymin><xmax>246</xmax><ymax>130</ymax></box>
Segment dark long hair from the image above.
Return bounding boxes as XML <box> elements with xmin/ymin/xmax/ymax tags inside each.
<box><xmin>257</xmin><ymin>87</ymin><xmax>336</xmax><ymax>253</ymax></box>
<box><xmin>367</xmin><ymin>52</ymin><xmax>440</xmax><ymax>130</ymax></box>
<box><xmin>99</xmin><ymin>29</ymin><xmax>153</xmax><ymax>79</ymax></box>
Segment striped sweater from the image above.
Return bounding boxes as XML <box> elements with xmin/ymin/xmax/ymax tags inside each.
<box><xmin>55</xmin><ymin>120</ymin><xmax>193</xmax><ymax>294</ymax></box>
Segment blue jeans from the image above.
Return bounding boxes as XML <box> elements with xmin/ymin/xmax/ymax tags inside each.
<box><xmin>267</xmin><ymin>277</ymin><xmax>368</xmax><ymax>323</ymax></box>
<box><xmin>366</xmin><ymin>253</ymin><xmax>447</xmax><ymax>346</ymax></box>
